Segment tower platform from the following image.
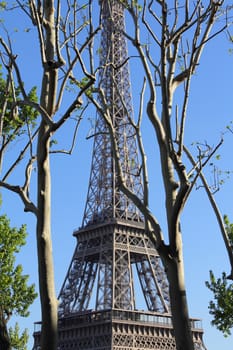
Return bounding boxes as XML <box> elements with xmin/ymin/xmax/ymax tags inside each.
<box><xmin>33</xmin><ymin>220</ymin><xmax>205</xmax><ymax>350</ymax></box>
<box><xmin>33</xmin><ymin>309</ymin><xmax>204</xmax><ymax>350</ymax></box>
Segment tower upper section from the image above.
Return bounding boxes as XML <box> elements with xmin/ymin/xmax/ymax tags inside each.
<box><xmin>82</xmin><ymin>0</ymin><xmax>144</xmax><ymax>227</ymax></box>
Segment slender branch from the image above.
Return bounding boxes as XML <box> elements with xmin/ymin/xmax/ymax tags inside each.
<box><xmin>0</xmin><ymin>37</ymin><xmax>27</xmax><ymax>99</ymax></box>
<box><xmin>2</xmin><ymin>127</ymin><xmax>39</xmax><ymax>182</ymax></box>
<box><xmin>184</xmin><ymin>144</ymin><xmax>233</xmax><ymax>279</ymax></box>
<box><xmin>148</xmin><ymin>0</ymin><xmax>162</xmax><ymax>26</ymax></box>
<box><xmin>88</xmin><ymin>0</ymin><xmax>95</xmax><ymax>75</ymax></box>
<box><xmin>56</xmin><ymin>25</ymin><xmax>100</xmax><ymax>112</ymax></box>
<box><xmin>29</xmin><ymin>0</ymin><xmax>47</xmax><ymax>65</ymax></box>
<box><xmin>23</xmin><ymin>155</ymin><xmax>36</xmax><ymax>197</ymax></box>
<box><xmin>16</xmin><ymin>100</ymin><xmax>54</xmax><ymax>127</ymax></box>
<box><xmin>53</xmin><ymin>74</ymin><xmax>95</xmax><ymax>131</ymax></box>
<box><xmin>55</xmin><ymin>55</ymin><xmax>80</xmax><ymax>113</ymax></box>
<box><xmin>167</xmin><ymin>1</ymin><xmax>211</xmax><ymax>47</ymax></box>
<box><xmin>50</xmin><ymin>104</ymin><xmax>88</xmax><ymax>154</ymax></box>
<box><xmin>15</xmin><ymin>0</ymin><xmax>32</xmax><ymax>19</ymax></box>
<box><xmin>55</xmin><ymin>0</ymin><xmax>65</xmax><ymax>67</ymax></box>
<box><xmin>172</xmin><ymin>2</ymin><xmax>225</xmax><ymax>91</ymax></box>
<box><xmin>142</xmin><ymin>0</ymin><xmax>161</xmax><ymax>47</ymax></box>
<box><xmin>0</xmin><ymin>38</ymin><xmax>54</xmax><ymax>126</ymax></box>
<box><xmin>0</xmin><ymin>180</ymin><xmax>37</xmax><ymax>214</ymax></box>
<box><xmin>177</xmin><ymin>51</ymin><xmax>192</xmax><ymax>156</ymax></box>
<box><xmin>88</xmin><ymin>88</ymin><xmax>165</xmax><ymax>249</ymax></box>
<box><xmin>126</xmin><ymin>8</ymin><xmax>165</xmax><ymax>149</ymax></box>
<box><xmin>170</xmin><ymin>0</ymin><xmax>179</xmax><ymax>35</ymax></box>
<box><xmin>136</xmin><ymin>77</ymin><xmax>149</xmax><ymax>208</ymax></box>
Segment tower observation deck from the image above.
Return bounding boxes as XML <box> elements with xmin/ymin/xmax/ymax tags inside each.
<box><xmin>33</xmin><ymin>0</ymin><xmax>205</xmax><ymax>349</ymax></box>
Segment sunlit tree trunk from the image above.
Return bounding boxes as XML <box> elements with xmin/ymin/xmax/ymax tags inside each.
<box><xmin>36</xmin><ymin>121</ymin><xmax>57</xmax><ymax>350</ymax></box>
<box><xmin>36</xmin><ymin>1</ymin><xmax>58</xmax><ymax>348</ymax></box>
<box><xmin>165</xmin><ymin>238</ymin><xmax>194</xmax><ymax>350</ymax></box>
<box><xmin>94</xmin><ymin>2</ymin><xmax>226</xmax><ymax>350</ymax></box>
<box><xmin>0</xmin><ymin>1</ymin><xmax>96</xmax><ymax>349</ymax></box>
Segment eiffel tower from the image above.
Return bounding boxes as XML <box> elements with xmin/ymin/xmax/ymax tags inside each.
<box><xmin>33</xmin><ymin>0</ymin><xmax>205</xmax><ymax>349</ymax></box>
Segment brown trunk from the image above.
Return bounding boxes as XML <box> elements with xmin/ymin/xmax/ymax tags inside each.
<box><xmin>37</xmin><ymin>1</ymin><xmax>58</xmax><ymax>346</ymax></box>
<box><xmin>36</xmin><ymin>121</ymin><xmax>58</xmax><ymax>350</ymax></box>
<box><xmin>166</xmin><ymin>253</ymin><xmax>194</xmax><ymax>350</ymax></box>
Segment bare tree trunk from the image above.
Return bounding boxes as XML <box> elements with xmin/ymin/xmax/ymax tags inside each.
<box><xmin>35</xmin><ymin>0</ymin><xmax>59</xmax><ymax>347</ymax></box>
<box><xmin>0</xmin><ymin>1</ymin><xmax>95</xmax><ymax>349</ymax></box>
<box><xmin>166</xmin><ymin>249</ymin><xmax>194</xmax><ymax>350</ymax></box>
<box><xmin>36</xmin><ymin>120</ymin><xmax>58</xmax><ymax>350</ymax></box>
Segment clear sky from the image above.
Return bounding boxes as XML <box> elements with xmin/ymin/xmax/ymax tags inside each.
<box><xmin>1</xmin><ymin>1</ymin><xmax>233</xmax><ymax>350</ymax></box>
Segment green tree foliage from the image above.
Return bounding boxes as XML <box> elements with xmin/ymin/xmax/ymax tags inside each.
<box><xmin>0</xmin><ymin>67</ymin><xmax>38</xmax><ymax>139</ymax></box>
<box><xmin>8</xmin><ymin>323</ymin><xmax>29</xmax><ymax>350</ymax></box>
<box><xmin>0</xmin><ymin>2</ymin><xmax>6</xmax><ymax>11</ymax></box>
<box><xmin>0</xmin><ymin>213</ymin><xmax>37</xmax><ymax>350</ymax></box>
<box><xmin>0</xmin><ymin>1</ymin><xmax>97</xmax><ymax>348</ymax></box>
<box><xmin>0</xmin><ymin>65</ymin><xmax>38</xmax><ymax>174</ymax></box>
<box><xmin>206</xmin><ymin>216</ymin><xmax>233</xmax><ymax>337</ymax></box>
<box><xmin>206</xmin><ymin>271</ymin><xmax>233</xmax><ymax>337</ymax></box>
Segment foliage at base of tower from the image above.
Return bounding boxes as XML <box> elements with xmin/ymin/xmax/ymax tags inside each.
<box><xmin>0</xmin><ymin>214</ymin><xmax>37</xmax><ymax>350</ymax></box>
<box><xmin>206</xmin><ymin>216</ymin><xmax>233</xmax><ymax>337</ymax></box>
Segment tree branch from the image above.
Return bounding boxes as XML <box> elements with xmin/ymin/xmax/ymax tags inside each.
<box><xmin>183</xmin><ymin>143</ymin><xmax>233</xmax><ymax>279</ymax></box>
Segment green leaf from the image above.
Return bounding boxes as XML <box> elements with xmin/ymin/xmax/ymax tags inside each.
<box><xmin>0</xmin><ymin>2</ymin><xmax>7</xmax><ymax>10</ymax></box>
<box><xmin>8</xmin><ymin>323</ymin><xmax>29</xmax><ymax>350</ymax></box>
<box><xmin>206</xmin><ymin>270</ymin><xmax>233</xmax><ymax>336</ymax></box>
<box><xmin>0</xmin><ymin>213</ymin><xmax>37</xmax><ymax>347</ymax></box>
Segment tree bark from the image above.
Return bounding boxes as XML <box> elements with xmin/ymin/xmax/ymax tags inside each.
<box><xmin>36</xmin><ymin>120</ymin><xmax>58</xmax><ymax>350</ymax></box>
<box><xmin>165</xmin><ymin>241</ymin><xmax>194</xmax><ymax>350</ymax></box>
<box><xmin>0</xmin><ymin>309</ymin><xmax>11</xmax><ymax>350</ymax></box>
<box><xmin>35</xmin><ymin>0</ymin><xmax>58</xmax><ymax>348</ymax></box>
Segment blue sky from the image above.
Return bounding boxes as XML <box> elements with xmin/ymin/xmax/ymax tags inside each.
<box><xmin>1</xmin><ymin>1</ymin><xmax>233</xmax><ymax>349</ymax></box>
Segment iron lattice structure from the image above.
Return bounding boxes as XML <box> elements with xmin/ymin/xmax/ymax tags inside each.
<box><xmin>82</xmin><ymin>0</ymin><xmax>143</xmax><ymax>227</ymax></box>
<box><xmin>58</xmin><ymin>0</ymin><xmax>170</xmax><ymax>318</ymax></box>
<box><xmin>33</xmin><ymin>0</ymin><xmax>205</xmax><ymax>349</ymax></box>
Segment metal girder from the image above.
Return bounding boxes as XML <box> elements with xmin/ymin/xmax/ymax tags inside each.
<box><xmin>58</xmin><ymin>222</ymin><xmax>170</xmax><ymax>317</ymax></box>
<box><xmin>82</xmin><ymin>0</ymin><xmax>143</xmax><ymax>227</ymax></box>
